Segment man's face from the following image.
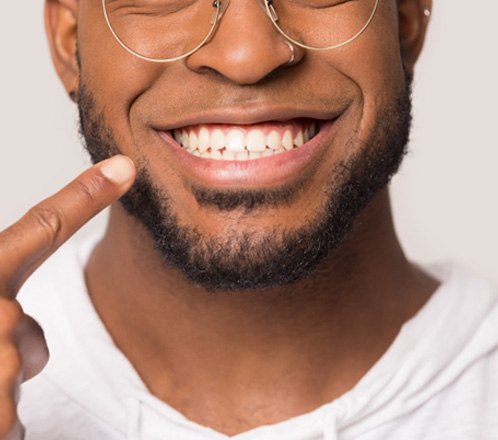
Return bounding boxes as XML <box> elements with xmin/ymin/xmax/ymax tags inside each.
<box><xmin>72</xmin><ymin>0</ymin><xmax>419</xmax><ymax>290</ymax></box>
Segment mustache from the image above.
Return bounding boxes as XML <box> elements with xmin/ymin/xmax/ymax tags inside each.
<box><xmin>133</xmin><ymin>73</ymin><xmax>353</xmax><ymax>124</ymax></box>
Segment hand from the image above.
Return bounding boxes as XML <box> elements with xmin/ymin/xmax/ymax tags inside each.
<box><xmin>0</xmin><ymin>155</ymin><xmax>135</xmax><ymax>439</ymax></box>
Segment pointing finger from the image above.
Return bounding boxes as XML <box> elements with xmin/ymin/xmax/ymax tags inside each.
<box><xmin>0</xmin><ymin>155</ymin><xmax>136</xmax><ymax>298</ymax></box>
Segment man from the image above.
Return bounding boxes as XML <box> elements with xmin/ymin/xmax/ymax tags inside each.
<box><xmin>0</xmin><ymin>0</ymin><xmax>497</xmax><ymax>439</ymax></box>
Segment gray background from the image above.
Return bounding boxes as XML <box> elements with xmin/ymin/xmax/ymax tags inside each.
<box><xmin>1</xmin><ymin>1</ymin><xmax>497</xmax><ymax>283</ymax></box>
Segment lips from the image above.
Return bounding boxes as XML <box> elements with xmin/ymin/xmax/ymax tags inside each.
<box><xmin>157</xmin><ymin>117</ymin><xmax>338</xmax><ymax>188</ymax></box>
<box><xmin>172</xmin><ymin>119</ymin><xmax>318</xmax><ymax>161</ymax></box>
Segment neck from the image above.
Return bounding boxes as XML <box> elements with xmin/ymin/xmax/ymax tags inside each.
<box><xmin>85</xmin><ymin>188</ymin><xmax>437</xmax><ymax>435</ymax></box>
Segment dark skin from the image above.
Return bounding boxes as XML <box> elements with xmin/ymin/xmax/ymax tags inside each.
<box><xmin>0</xmin><ymin>0</ymin><xmax>436</xmax><ymax>437</ymax></box>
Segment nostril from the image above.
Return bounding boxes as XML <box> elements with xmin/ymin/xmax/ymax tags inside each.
<box><xmin>186</xmin><ymin>38</ymin><xmax>303</xmax><ymax>85</ymax></box>
<box><xmin>184</xmin><ymin>2</ymin><xmax>303</xmax><ymax>84</ymax></box>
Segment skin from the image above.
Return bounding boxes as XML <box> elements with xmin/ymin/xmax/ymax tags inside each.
<box><xmin>0</xmin><ymin>0</ymin><xmax>435</xmax><ymax>437</ymax></box>
<box><xmin>0</xmin><ymin>156</ymin><xmax>136</xmax><ymax>438</ymax></box>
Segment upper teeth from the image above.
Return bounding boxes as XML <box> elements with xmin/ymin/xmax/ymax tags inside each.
<box><xmin>173</xmin><ymin>122</ymin><xmax>318</xmax><ymax>160</ymax></box>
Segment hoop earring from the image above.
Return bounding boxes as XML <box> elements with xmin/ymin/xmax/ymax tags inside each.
<box><xmin>285</xmin><ymin>41</ymin><xmax>296</xmax><ymax>65</ymax></box>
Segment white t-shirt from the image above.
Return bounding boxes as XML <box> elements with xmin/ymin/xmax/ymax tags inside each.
<box><xmin>17</xmin><ymin>237</ymin><xmax>498</xmax><ymax>440</ymax></box>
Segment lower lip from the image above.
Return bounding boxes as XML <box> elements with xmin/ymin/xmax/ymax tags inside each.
<box><xmin>157</xmin><ymin>120</ymin><xmax>337</xmax><ymax>188</ymax></box>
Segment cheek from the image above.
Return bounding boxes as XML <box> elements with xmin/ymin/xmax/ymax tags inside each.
<box><xmin>362</xmin><ymin>4</ymin><xmax>406</xmax><ymax>99</ymax></box>
<box><xmin>324</xmin><ymin>4</ymin><xmax>405</xmax><ymax>134</ymax></box>
<box><xmin>76</xmin><ymin>2</ymin><xmax>173</xmax><ymax>159</ymax></box>
<box><xmin>77</xmin><ymin>1</ymin><xmax>164</xmax><ymax>120</ymax></box>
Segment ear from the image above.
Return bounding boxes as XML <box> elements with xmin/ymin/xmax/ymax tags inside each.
<box><xmin>45</xmin><ymin>0</ymin><xmax>79</xmax><ymax>102</ymax></box>
<box><xmin>397</xmin><ymin>0</ymin><xmax>432</xmax><ymax>79</ymax></box>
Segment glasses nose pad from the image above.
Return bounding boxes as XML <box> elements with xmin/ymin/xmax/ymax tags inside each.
<box><xmin>210</xmin><ymin>0</ymin><xmax>280</xmax><ymax>28</ymax></box>
<box><xmin>210</xmin><ymin>0</ymin><xmax>231</xmax><ymax>25</ymax></box>
<box><xmin>265</xmin><ymin>0</ymin><xmax>280</xmax><ymax>22</ymax></box>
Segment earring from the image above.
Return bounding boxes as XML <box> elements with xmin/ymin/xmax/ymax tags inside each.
<box><xmin>285</xmin><ymin>41</ymin><xmax>295</xmax><ymax>65</ymax></box>
<box><xmin>423</xmin><ymin>8</ymin><xmax>431</xmax><ymax>18</ymax></box>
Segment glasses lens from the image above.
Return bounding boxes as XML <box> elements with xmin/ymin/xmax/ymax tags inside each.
<box><xmin>103</xmin><ymin>0</ymin><xmax>220</xmax><ymax>61</ymax></box>
<box><xmin>268</xmin><ymin>0</ymin><xmax>378</xmax><ymax>50</ymax></box>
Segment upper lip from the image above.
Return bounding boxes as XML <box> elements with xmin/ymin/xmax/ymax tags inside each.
<box><xmin>151</xmin><ymin>103</ymin><xmax>346</xmax><ymax>131</ymax></box>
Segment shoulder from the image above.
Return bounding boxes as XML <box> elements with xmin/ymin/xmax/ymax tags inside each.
<box><xmin>423</xmin><ymin>263</ymin><xmax>498</xmax><ymax>366</ymax></box>
<box><xmin>342</xmin><ymin>263</ymin><xmax>498</xmax><ymax>438</ymax></box>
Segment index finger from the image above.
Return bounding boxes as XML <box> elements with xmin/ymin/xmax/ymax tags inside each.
<box><xmin>0</xmin><ymin>155</ymin><xmax>136</xmax><ymax>298</ymax></box>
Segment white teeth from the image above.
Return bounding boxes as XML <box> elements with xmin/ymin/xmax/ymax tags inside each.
<box><xmin>294</xmin><ymin>131</ymin><xmax>304</xmax><ymax>147</ymax></box>
<box><xmin>282</xmin><ymin>130</ymin><xmax>293</xmax><ymax>151</ymax></box>
<box><xmin>226</xmin><ymin>129</ymin><xmax>246</xmax><ymax>152</ymax></box>
<box><xmin>211</xmin><ymin>129</ymin><xmax>225</xmax><ymax>151</ymax></box>
<box><xmin>189</xmin><ymin>132</ymin><xmax>198</xmax><ymax>150</ymax></box>
<box><xmin>173</xmin><ymin>129</ymin><xmax>183</xmax><ymax>144</ymax></box>
<box><xmin>267</xmin><ymin>131</ymin><xmax>281</xmax><ymax>150</ymax></box>
<box><xmin>246</xmin><ymin>129</ymin><xmax>267</xmax><ymax>152</ymax></box>
<box><xmin>182</xmin><ymin>129</ymin><xmax>190</xmax><ymax>148</ymax></box>
<box><xmin>174</xmin><ymin>121</ymin><xmax>320</xmax><ymax>160</ymax></box>
<box><xmin>223</xmin><ymin>150</ymin><xmax>237</xmax><ymax>160</ymax></box>
<box><xmin>235</xmin><ymin>151</ymin><xmax>249</xmax><ymax>160</ymax></box>
<box><xmin>198</xmin><ymin>127</ymin><xmax>210</xmax><ymax>153</ymax></box>
<box><xmin>248</xmin><ymin>151</ymin><xmax>264</xmax><ymax>160</ymax></box>
<box><xmin>211</xmin><ymin>150</ymin><xmax>223</xmax><ymax>160</ymax></box>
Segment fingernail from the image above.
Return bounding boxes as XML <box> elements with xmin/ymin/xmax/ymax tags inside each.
<box><xmin>100</xmin><ymin>155</ymin><xmax>135</xmax><ymax>185</ymax></box>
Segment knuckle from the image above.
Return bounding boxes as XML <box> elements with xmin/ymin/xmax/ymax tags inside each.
<box><xmin>20</xmin><ymin>317</ymin><xmax>50</xmax><ymax>379</ymax></box>
<box><xmin>74</xmin><ymin>175</ymin><xmax>106</xmax><ymax>206</ymax></box>
<box><xmin>0</xmin><ymin>346</ymin><xmax>22</xmax><ymax>383</ymax></box>
<box><xmin>0</xmin><ymin>300</ymin><xmax>23</xmax><ymax>331</ymax></box>
<box><xmin>27</xmin><ymin>205</ymin><xmax>63</xmax><ymax>246</ymax></box>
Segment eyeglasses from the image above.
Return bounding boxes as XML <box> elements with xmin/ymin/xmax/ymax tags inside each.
<box><xmin>102</xmin><ymin>0</ymin><xmax>380</xmax><ymax>63</ymax></box>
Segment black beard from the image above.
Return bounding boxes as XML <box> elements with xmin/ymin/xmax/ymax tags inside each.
<box><xmin>77</xmin><ymin>83</ymin><xmax>412</xmax><ymax>292</ymax></box>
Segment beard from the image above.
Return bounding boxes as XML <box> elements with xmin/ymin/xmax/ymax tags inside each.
<box><xmin>77</xmin><ymin>82</ymin><xmax>412</xmax><ymax>292</ymax></box>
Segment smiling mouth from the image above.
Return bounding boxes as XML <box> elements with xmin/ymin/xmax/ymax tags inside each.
<box><xmin>171</xmin><ymin>119</ymin><xmax>320</xmax><ymax>161</ymax></box>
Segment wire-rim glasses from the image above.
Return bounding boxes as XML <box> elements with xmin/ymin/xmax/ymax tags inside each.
<box><xmin>102</xmin><ymin>0</ymin><xmax>380</xmax><ymax>63</ymax></box>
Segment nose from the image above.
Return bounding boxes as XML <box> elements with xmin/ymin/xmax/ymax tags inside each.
<box><xmin>186</xmin><ymin>0</ymin><xmax>304</xmax><ymax>85</ymax></box>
